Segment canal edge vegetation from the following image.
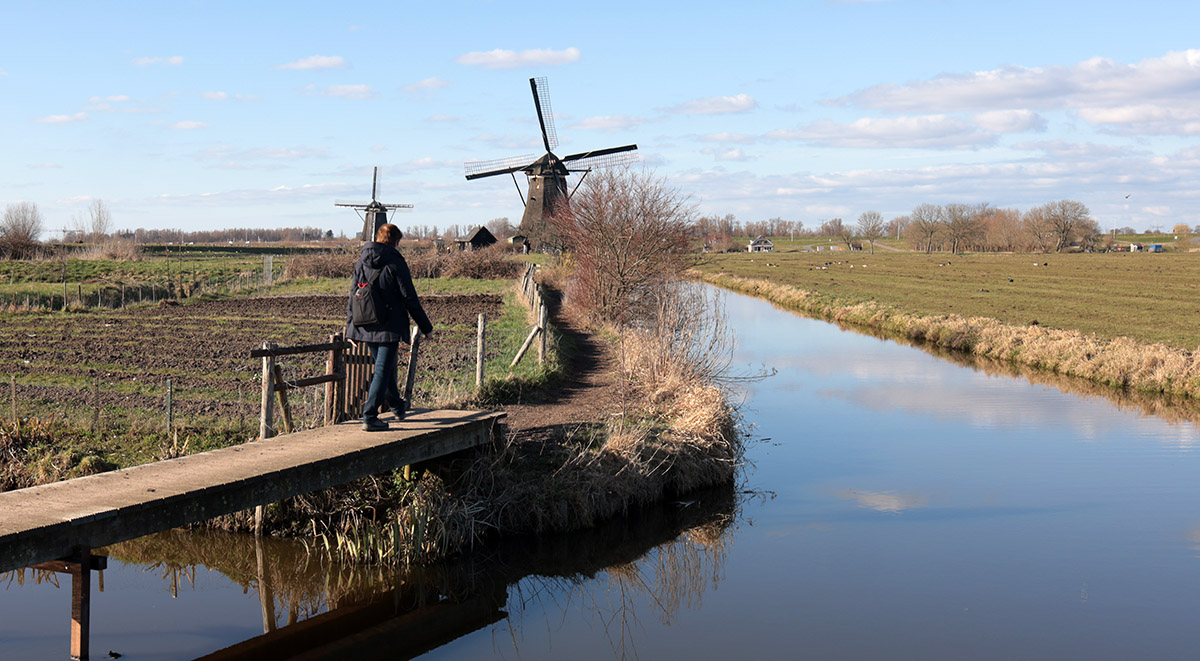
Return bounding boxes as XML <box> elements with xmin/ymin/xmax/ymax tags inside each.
<box><xmin>694</xmin><ymin>269</ymin><xmax>1200</xmax><ymax>400</ymax></box>
<box><xmin>278</xmin><ymin>170</ymin><xmax>744</xmax><ymax>566</ymax></box>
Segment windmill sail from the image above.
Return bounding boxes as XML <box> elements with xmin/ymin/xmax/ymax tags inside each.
<box><xmin>463</xmin><ymin>78</ymin><xmax>640</xmax><ymax>249</ymax></box>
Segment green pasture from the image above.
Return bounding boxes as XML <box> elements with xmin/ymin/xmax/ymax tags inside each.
<box><xmin>697</xmin><ymin>250</ymin><xmax>1200</xmax><ymax>349</ymax></box>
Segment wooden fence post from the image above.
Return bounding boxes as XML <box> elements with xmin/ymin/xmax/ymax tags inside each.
<box><xmin>404</xmin><ymin>328</ymin><xmax>421</xmax><ymax>403</ymax></box>
<box><xmin>476</xmin><ymin>313</ymin><xmax>486</xmax><ymax>388</ymax></box>
<box><xmin>325</xmin><ymin>333</ymin><xmax>341</xmax><ymax>426</ymax></box>
<box><xmin>259</xmin><ymin>342</ymin><xmax>275</xmax><ymax>441</ymax></box>
<box><xmin>272</xmin><ymin>365</ymin><xmax>295</xmax><ymax>434</ymax></box>
<box><xmin>538</xmin><ymin>303</ymin><xmax>547</xmax><ymax>364</ymax></box>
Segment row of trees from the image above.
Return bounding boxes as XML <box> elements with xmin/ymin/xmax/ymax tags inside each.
<box><xmin>805</xmin><ymin>200</ymin><xmax>1101</xmax><ymax>254</ymax></box>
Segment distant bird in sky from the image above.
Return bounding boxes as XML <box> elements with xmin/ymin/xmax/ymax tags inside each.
<box><xmin>1125</xmin><ymin>194</ymin><xmax>1132</xmax><ymax>198</ymax></box>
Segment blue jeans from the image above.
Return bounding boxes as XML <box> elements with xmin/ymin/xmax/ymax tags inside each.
<box><xmin>362</xmin><ymin>342</ymin><xmax>402</xmax><ymax>421</ymax></box>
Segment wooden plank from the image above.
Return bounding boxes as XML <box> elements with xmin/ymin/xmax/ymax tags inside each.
<box><xmin>0</xmin><ymin>409</ymin><xmax>505</xmax><ymax>574</ymax></box>
<box><xmin>275</xmin><ymin>373</ymin><xmax>344</xmax><ymax>391</ymax></box>
<box><xmin>250</xmin><ymin>341</ymin><xmax>350</xmax><ymax>359</ymax></box>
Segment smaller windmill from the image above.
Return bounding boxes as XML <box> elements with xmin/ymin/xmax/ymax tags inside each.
<box><xmin>335</xmin><ymin>167</ymin><xmax>413</xmax><ymax>241</ymax></box>
<box><xmin>465</xmin><ymin>77</ymin><xmax>638</xmax><ymax>247</ymax></box>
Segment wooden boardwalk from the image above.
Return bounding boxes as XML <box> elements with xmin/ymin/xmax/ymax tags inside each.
<box><xmin>0</xmin><ymin>408</ymin><xmax>504</xmax><ymax>574</ymax></box>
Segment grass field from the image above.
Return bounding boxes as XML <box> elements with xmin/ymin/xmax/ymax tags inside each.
<box><xmin>697</xmin><ymin>250</ymin><xmax>1200</xmax><ymax>349</ymax></box>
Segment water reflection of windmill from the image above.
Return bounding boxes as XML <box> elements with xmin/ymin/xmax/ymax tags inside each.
<box><xmin>464</xmin><ymin>77</ymin><xmax>639</xmax><ymax>248</ymax></box>
<box><xmin>334</xmin><ymin>166</ymin><xmax>413</xmax><ymax>241</ymax></box>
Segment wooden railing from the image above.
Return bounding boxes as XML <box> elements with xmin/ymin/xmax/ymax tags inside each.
<box><xmin>250</xmin><ymin>331</ymin><xmax>422</xmax><ymax>438</ymax></box>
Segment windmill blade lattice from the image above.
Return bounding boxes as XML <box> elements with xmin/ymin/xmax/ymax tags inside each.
<box><xmin>530</xmin><ymin>77</ymin><xmax>559</xmax><ymax>152</ymax></box>
<box><xmin>464</xmin><ymin>154</ymin><xmax>537</xmax><ymax>180</ymax></box>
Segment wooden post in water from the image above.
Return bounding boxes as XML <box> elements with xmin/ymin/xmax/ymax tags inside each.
<box><xmin>70</xmin><ymin>547</ymin><xmax>92</xmax><ymax>661</ymax></box>
<box><xmin>404</xmin><ymin>327</ymin><xmax>421</xmax><ymax>403</ymax></box>
<box><xmin>476</xmin><ymin>313</ymin><xmax>486</xmax><ymax>388</ymax></box>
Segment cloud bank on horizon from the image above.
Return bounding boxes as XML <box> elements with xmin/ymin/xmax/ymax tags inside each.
<box><xmin>2</xmin><ymin>1</ymin><xmax>1199</xmax><ymax>236</ymax></box>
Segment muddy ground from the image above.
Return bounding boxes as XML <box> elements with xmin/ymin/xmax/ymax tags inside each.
<box><xmin>2</xmin><ymin>294</ymin><xmax>502</xmax><ymax>421</ymax></box>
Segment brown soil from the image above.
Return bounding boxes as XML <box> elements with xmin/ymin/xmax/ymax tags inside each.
<box><xmin>3</xmin><ymin>294</ymin><xmax>503</xmax><ymax>419</ymax></box>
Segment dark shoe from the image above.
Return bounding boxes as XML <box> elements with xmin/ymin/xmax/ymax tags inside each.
<box><xmin>386</xmin><ymin>397</ymin><xmax>408</xmax><ymax>419</ymax></box>
<box><xmin>362</xmin><ymin>416</ymin><xmax>389</xmax><ymax>432</ymax></box>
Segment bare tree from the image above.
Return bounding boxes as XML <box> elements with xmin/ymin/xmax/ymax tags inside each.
<box><xmin>886</xmin><ymin>215</ymin><xmax>909</xmax><ymax>240</ymax></box>
<box><xmin>88</xmin><ymin>199</ymin><xmax>112</xmax><ymax>244</ymax></box>
<box><xmin>855</xmin><ymin>211</ymin><xmax>885</xmax><ymax>254</ymax></box>
<box><xmin>1033</xmin><ymin>199</ymin><xmax>1093</xmax><ymax>252</ymax></box>
<box><xmin>821</xmin><ymin>218</ymin><xmax>855</xmax><ymax>249</ymax></box>
<box><xmin>908</xmin><ymin>203</ymin><xmax>944</xmax><ymax>254</ymax></box>
<box><xmin>485</xmin><ymin>216</ymin><xmax>515</xmax><ymax>240</ymax></box>
<box><xmin>942</xmin><ymin>202</ymin><xmax>986</xmax><ymax>254</ymax></box>
<box><xmin>549</xmin><ymin>168</ymin><xmax>696</xmax><ymax>325</ymax></box>
<box><xmin>1023</xmin><ymin>205</ymin><xmax>1054</xmax><ymax>252</ymax></box>
<box><xmin>1</xmin><ymin>201</ymin><xmax>44</xmax><ymax>258</ymax></box>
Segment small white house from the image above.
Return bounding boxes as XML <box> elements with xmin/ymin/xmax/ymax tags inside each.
<box><xmin>747</xmin><ymin>236</ymin><xmax>774</xmax><ymax>253</ymax></box>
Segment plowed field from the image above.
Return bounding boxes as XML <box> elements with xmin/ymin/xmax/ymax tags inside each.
<box><xmin>3</xmin><ymin>294</ymin><xmax>502</xmax><ymax>422</ymax></box>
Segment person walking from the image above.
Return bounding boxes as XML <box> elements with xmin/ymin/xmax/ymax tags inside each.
<box><xmin>346</xmin><ymin>223</ymin><xmax>434</xmax><ymax>431</ymax></box>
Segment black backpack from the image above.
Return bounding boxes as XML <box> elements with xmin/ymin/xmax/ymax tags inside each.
<box><xmin>351</xmin><ymin>267</ymin><xmax>387</xmax><ymax>326</ymax></box>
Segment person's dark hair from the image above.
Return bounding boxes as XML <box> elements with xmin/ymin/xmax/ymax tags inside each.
<box><xmin>376</xmin><ymin>224</ymin><xmax>403</xmax><ymax>246</ymax></box>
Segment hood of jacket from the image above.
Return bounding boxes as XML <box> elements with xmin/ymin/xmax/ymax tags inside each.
<box><xmin>359</xmin><ymin>241</ymin><xmax>398</xmax><ymax>271</ymax></box>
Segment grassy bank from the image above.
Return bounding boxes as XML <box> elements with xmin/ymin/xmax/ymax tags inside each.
<box><xmin>695</xmin><ymin>268</ymin><xmax>1200</xmax><ymax>400</ymax></box>
<box><xmin>699</xmin><ymin>251</ymin><xmax>1200</xmax><ymax>349</ymax></box>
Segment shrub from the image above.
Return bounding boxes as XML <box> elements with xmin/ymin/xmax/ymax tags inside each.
<box><xmin>549</xmin><ymin>169</ymin><xmax>696</xmax><ymax>325</ymax></box>
<box><xmin>282</xmin><ymin>249</ymin><xmax>356</xmax><ymax>280</ymax></box>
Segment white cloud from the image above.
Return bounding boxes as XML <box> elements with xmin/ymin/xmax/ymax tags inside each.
<box><xmin>35</xmin><ymin>112</ymin><xmax>87</xmax><ymax>124</ymax></box>
<box><xmin>0</xmin><ymin>67</ymin><xmax>7</xmax><ymax>76</ymax></box>
<box><xmin>834</xmin><ymin>49</ymin><xmax>1200</xmax><ymax>136</ymax></box>
<box><xmin>30</xmin><ymin>162</ymin><xmax>60</xmax><ymax>169</ymax></box>
<box><xmin>132</xmin><ymin>55</ymin><xmax>183</xmax><ymax>66</ymax></box>
<box><xmin>277</xmin><ymin>55</ymin><xmax>346</xmax><ymax>70</ymax></box>
<box><xmin>1077</xmin><ymin>105</ymin><xmax>1200</xmax><ymax>135</ymax></box>
<box><xmin>973</xmin><ymin>109</ymin><xmax>1046</xmax><ymax>133</ymax></box>
<box><xmin>154</xmin><ymin>182</ymin><xmax>355</xmax><ymax>205</ymax></box>
<box><xmin>571</xmin><ymin>114</ymin><xmax>646</xmax><ymax>131</ymax></box>
<box><xmin>305</xmin><ymin>84</ymin><xmax>375</xmax><ymax>99</ymax></box>
<box><xmin>201</xmin><ymin>91</ymin><xmax>229</xmax><ymax>101</ymax></box>
<box><xmin>1011</xmin><ymin>140</ymin><xmax>1141</xmax><ymax>160</ymax></box>
<box><xmin>1143</xmin><ymin>206</ymin><xmax>1172</xmax><ymax>216</ymax></box>
<box><xmin>702</xmin><ymin>147</ymin><xmax>751</xmax><ymax>162</ymax></box>
<box><xmin>194</xmin><ymin>145</ymin><xmax>329</xmax><ymax>163</ymax></box>
<box><xmin>403</xmin><ymin>77</ymin><xmax>449</xmax><ymax>94</ymax></box>
<box><xmin>835</xmin><ymin>489</ymin><xmax>928</xmax><ymax>513</ymax></box>
<box><xmin>428</xmin><ymin>114</ymin><xmax>460</xmax><ymax>122</ymax></box>
<box><xmin>169</xmin><ymin>120</ymin><xmax>209</xmax><ymax>130</ymax></box>
<box><xmin>699</xmin><ymin>132</ymin><xmax>756</xmax><ymax>144</ymax></box>
<box><xmin>392</xmin><ymin>157</ymin><xmax>459</xmax><ymax>171</ymax></box>
<box><xmin>88</xmin><ymin>95</ymin><xmax>130</xmax><ymax>104</ymax></box>
<box><xmin>666</xmin><ymin>93</ymin><xmax>757</xmax><ymax>115</ymax></box>
<box><xmin>455</xmin><ymin>47</ymin><xmax>580</xmax><ymax>69</ymax></box>
<box><xmin>767</xmin><ymin>114</ymin><xmax>995</xmax><ymax>149</ymax></box>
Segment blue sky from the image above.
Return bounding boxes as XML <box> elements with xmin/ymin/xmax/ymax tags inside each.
<box><xmin>4</xmin><ymin>0</ymin><xmax>1200</xmax><ymax>238</ymax></box>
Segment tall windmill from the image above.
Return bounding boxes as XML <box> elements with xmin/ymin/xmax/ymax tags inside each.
<box><xmin>464</xmin><ymin>77</ymin><xmax>638</xmax><ymax>248</ymax></box>
<box><xmin>334</xmin><ymin>167</ymin><xmax>413</xmax><ymax>241</ymax></box>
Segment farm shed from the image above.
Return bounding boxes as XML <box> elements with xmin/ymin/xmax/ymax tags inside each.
<box><xmin>455</xmin><ymin>226</ymin><xmax>498</xmax><ymax>252</ymax></box>
<box><xmin>747</xmin><ymin>236</ymin><xmax>774</xmax><ymax>253</ymax></box>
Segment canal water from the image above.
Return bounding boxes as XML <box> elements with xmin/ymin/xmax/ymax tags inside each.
<box><xmin>7</xmin><ymin>287</ymin><xmax>1200</xmax><ymax>659</ymax></box>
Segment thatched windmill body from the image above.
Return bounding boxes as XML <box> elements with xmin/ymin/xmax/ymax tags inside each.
<box><xmin>335</xmin><ymin>167</ymin><xmax>413</xmax><ymax>241</ymax></box>
<box><xmin>465</xmin><ymin>77</ymin><xmax>638</xmax><ymax>248</ymax></box>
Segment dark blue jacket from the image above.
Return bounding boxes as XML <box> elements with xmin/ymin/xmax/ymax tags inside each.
<box><xmin>345</xmin><ymin>242</ymin><xmax>433</xmax><ymax>344</ymax></box>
